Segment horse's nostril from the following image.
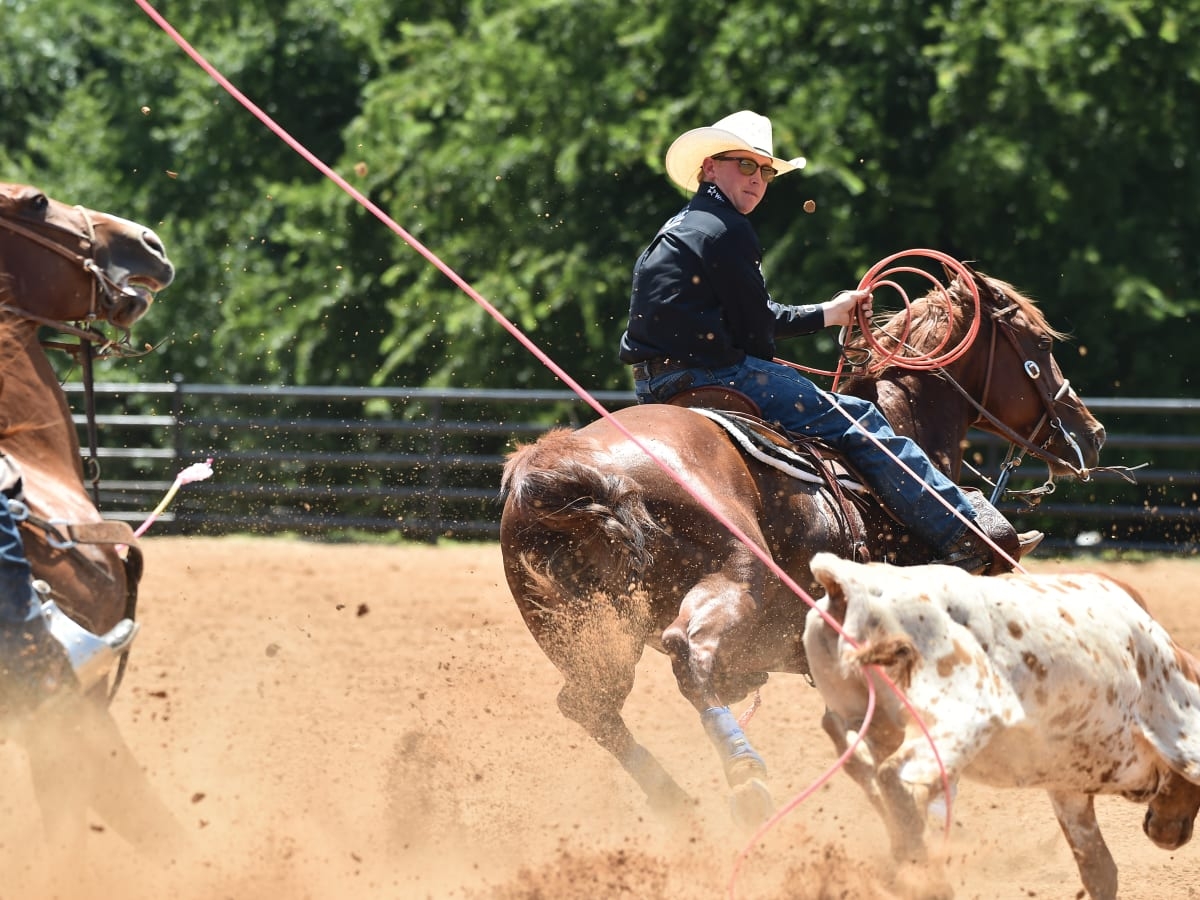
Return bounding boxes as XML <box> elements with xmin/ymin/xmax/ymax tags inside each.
<box><xmin>143</xmin><ymin>229</ymin><xmax>167</xmax><ymax>260</ymax></box>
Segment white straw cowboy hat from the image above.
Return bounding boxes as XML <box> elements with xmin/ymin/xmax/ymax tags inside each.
<box><xmin>664</xmin><ymin>110</ymin><xmax>807</xmax><ymax>193</ymax></box>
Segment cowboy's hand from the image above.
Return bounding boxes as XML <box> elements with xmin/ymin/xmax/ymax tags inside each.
<box><xmin>823</xmin><ymin>290</ymin><xmax>872</xmax><ymax>328</ymax></box>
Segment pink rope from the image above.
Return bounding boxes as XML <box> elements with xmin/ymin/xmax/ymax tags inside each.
<box><xmin>726</xmin><ymin>664</ymin><xmax>955</xmax><ymax>900</ymax></box>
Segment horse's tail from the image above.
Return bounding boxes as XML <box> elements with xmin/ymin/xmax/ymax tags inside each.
<box><xmin>501</xmin><ymin>428</ymin><xmax>658</xmax><ymax>579</ymax></box>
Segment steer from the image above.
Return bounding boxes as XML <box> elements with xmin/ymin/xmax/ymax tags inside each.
<box><xmin>802</xmin><ymin>552</ymin><xmax>1200</xmax><ymax>900</ymax></box>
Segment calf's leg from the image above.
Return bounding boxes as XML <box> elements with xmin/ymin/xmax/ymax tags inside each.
<box><xmin>875</xmin><ymin>760</ymin><xmax>953</xmax><ymax>900</ymax></box>
<box><xmin>1048</xmin><ymin>790</ymin><xmax>1117</xmax><ymax>900</ymax></box>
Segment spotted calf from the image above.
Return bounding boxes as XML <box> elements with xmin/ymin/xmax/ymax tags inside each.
<box><xmin>802</xmin><ymin>552</ymin><xmax>1200</xmax><ymax>900</ymax></box>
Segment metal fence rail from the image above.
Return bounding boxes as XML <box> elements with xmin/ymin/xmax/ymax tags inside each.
<box><xmin>63</xmin><ymin>382</ymin><xmax>1200</xmax><ymax>554</ymax></box>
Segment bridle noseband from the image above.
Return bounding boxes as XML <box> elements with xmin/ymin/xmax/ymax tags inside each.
<box><xmin>969</xmin><ymin>304</ymin><xmax>1089</xmax><ymax>472</ymax></box>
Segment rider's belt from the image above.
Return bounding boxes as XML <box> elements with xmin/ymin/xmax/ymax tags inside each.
<box><xmin>631</xmin><ymin>358</ymin><xmax>690</xmax><ymax>381</ymax></box>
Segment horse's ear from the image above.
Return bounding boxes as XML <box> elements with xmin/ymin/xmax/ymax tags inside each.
<box><xmin>948</xmin><ymin>260</ymin><xmax>1000</xmax><ymax>307</ymax></box>
<box><xmin>941</xmin><ymin>259</ymin><xmax>980</xmax><ymax>287</ymax></box>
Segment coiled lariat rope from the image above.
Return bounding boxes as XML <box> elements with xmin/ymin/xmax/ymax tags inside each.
<box><xmin>777</xmin><ymin>248</ymin><xmax>982</xmax><ymax>391</ymax></box>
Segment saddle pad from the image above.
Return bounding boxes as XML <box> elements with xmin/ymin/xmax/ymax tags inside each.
<box><xmin>686</xmin><ymin>408</ymin><xmax>866</xmax><ymax>493</ymax></box>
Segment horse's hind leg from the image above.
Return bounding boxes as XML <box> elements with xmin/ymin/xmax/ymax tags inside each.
<box><xmin>556</xmin><ymin>673</ymin><xmax>690</xmax><ymax>814</ymax></box>
<box><xmin>520</xmin><ymin>588</ymin><xmax>691</xmax><ymax>815</ymax></box>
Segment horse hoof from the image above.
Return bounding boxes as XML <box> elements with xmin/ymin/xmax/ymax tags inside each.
<box><xmin>730</xmin><ymin>777</ymin><xmax>774</xmax><ymax>830</ymax></box>
<box><xmin>892</xmin><ymin>860</ymin><xmax>953</xmax><ymax>900</ymax></box>
<box><xmin>647</xmin><ymin>783</ymin><xmax>695</xmax><ymax>822</ymax></box>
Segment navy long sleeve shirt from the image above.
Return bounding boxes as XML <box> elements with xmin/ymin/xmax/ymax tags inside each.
<box><xmin>619</xmin><ymin>182</ymin><xmax>824</xmax><ymax>367</ymax></box>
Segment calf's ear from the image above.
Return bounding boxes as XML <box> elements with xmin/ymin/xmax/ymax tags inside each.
<box><xmin>811</xmin><ymin>554</ymin><xmax>850</xmax><ymax>624</ymax></box>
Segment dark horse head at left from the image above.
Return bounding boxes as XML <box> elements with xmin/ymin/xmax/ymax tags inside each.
<box><xmin>0</xmin><ymin>182</ymin><xmax>182</xmax><ymax>858</ymax></box>
<box><xmin>0</xmin><ymin>182</ymin><xmax>173</xmax><ymax>330</ymax></box>
<box><xmin>0</xmin><ymin>182</ymin><xmax>174</xmax><ymax>643</ymax></box>
<box><xmin>500</xmin><ymin>270</ymin><xmax>1106</xmax><ymax>830</ymax></box>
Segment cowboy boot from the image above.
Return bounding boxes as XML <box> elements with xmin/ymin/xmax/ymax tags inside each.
<box><xmin>938</xmin><ymin>489</ymin><xmax>1038</xmax><ymax>576</ymax></box>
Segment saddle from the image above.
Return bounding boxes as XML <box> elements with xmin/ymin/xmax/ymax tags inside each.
<box><xmin>666</xmin><ymin>390</ymin><xmax>874</xmax><ymax>562</ymax></box>
<box><xmin>0</xmin><ymin>450</ymin><xmax>144</xmax><ymax>695</ymax></box>
<box><xmin>1</xmin><ymin>451</ymin><xmax>137</xmax><ymax>547</ymax></box>
<box><xmin>666</xmin><ymin>387</ymin><xmax>867</xmax><ymax>494</ymax></box>
<box><xmin>664</xmin><ymin>390</ymin><xmax>1032</xmax><ymax>569</ymax></box>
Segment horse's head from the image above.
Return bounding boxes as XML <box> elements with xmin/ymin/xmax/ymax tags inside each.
<box><xmin>0</xmin><ymin>182</ymin><xmax>174</xmax><ymax>330</ymax></box>
<box><xmin>954</xmin><ymin>273</ymin><xmax>1106</xmax><ymax>477</ymax></box>
<box><xmin>855</xmin><ymin>270</ymin><xmax>1105</xmax><ymax>479</ymax></box>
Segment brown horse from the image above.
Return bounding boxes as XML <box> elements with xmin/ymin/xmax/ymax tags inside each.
<box><xmin>0</xmin><ymin>181</ymin><xmax>181</xmax><ymax>859</ymax></box>
<box><xmin>499</xmin><ymin>271</ymin><xmax>1107</xmax><ymax>826</ymax></box>
<box><xmin>0</xmin><ymin>182</ymin><xmax>175</xmax><ymax>647</ymax></box>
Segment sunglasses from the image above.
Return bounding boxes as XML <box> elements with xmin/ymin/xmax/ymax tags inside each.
<box><xmin>712</xmin><ymin>155</ymin><xmax>778</xmax><ymax>183</ymax></box>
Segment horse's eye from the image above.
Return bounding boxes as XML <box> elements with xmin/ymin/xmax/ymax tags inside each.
<box><xmin>30</xmin><ymin>193</ymin><xmax>48</xmax><ymax>214</ymax></box>
<box><xmin>1037</xmin><ymin>336</ymin><xmax>1052</xmax><ymax>352</ymax></box>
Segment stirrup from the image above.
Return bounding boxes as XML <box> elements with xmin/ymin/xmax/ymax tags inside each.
<box><xmin>933</xmin><ymin>536</ymin><xmax>989</xmax><ymax>576</ymax></box>
<box><xmin>37</xmin><ymin>586</ymin><xmax>139</xmax><ymax>692</ymax></box>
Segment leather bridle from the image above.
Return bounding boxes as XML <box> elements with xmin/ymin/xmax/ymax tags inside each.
<box><xmin>0</xmin><ymin>201</ymin><xmax>135</xmax><ymax>342</ymax></box>
<box><xmin>940</xmin><ymin>302</ymin><xmax>1139</xmax><ymax>504</ymax></box>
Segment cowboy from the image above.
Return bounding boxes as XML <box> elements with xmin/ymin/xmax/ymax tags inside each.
<box><xmin>619</xmin><ymin>110</ymin><xmax>1032</xmax><ymax>574</ymax></box>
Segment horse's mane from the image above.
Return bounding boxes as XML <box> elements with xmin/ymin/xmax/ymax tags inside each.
<box><xmin>849</xmin><ymin>272</ymin><xmax>1067</xmax><ymax>361</ymax></box>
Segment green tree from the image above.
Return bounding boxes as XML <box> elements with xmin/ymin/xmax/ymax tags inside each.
<box><xmin>1</xmin><ymin>0</ymin><xmax>1197</xmax><ymax>398</ymax></box>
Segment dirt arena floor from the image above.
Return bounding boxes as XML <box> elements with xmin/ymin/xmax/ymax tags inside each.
<box><xmin>3</xmin><ymin>537</ymin><xmax>1199</xmax><ymax>899</ymax></box>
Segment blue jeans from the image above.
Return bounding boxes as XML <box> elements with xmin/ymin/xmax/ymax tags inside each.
<box><xmin>0</xmin><ymin>499</ymin><xmax>36</xmax><ymax>623</ymax></box>
<box><xmin>635</xmin><ymin>355</ymin><xmax>974</xmax><ymax>553</ymax></box>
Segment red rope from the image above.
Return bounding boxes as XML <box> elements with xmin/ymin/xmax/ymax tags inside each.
<box><xmin>779</xmin><ymin>248</ymin><xmax>982</xmax><ymax>390</ymax></box>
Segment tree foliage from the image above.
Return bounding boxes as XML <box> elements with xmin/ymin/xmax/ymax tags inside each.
<box><xmin>1</xmin><ymin>0</ymin><xmax>1198</xmax><ymax>396</ymax></box>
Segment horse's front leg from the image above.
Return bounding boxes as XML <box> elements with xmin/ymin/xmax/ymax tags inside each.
<box><xmin>662</xmin><ymin>570</ymin><xmax>773</xmax><ymax>829</ymax></box>
<box><xmin>24</xmin><ymin>688</ymin><xmax>183</xmax><ymax>861</ymax></box>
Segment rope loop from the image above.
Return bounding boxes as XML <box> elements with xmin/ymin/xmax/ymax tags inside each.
<box><xmin>852</xmin><ymin>248</ymin><xmax>982</xmax><ymax>373</ymax></box>
<box><xmin>778</xmin><ymin>249</ymin><xmax>981</xmax><ymax>387</ymax></box>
